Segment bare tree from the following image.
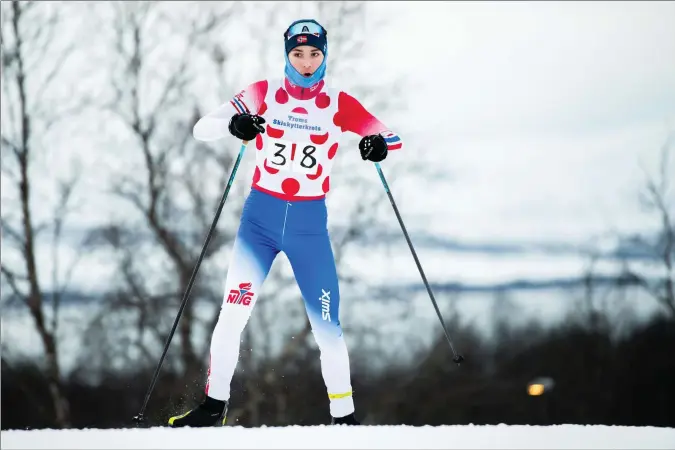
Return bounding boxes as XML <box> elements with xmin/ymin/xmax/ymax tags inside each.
<box><xmin>626</xmin><ymin>135</ymin><xmax>675</xmax><ymax>319</ymax></box>
<box><xmin>571</xmin><ymin>250</ymin><xmax>614</xmax><ymax>333</ymax></box>
<box><xmin>1</xmin><ymin>0</ymin><xmax>94</xmax><ymax>427</ymax></box>
<box><xmin>77</xmin><ymin>1</ymin><xmax>246</xmax><ymax>382</ymax></box>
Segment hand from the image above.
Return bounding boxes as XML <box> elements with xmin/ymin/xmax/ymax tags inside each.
<box><xmin>228</xmin><ymin>113</ymin><xmax>266</xmax><ymax>141</ymax></box>
<box><xmin>359</xmin><ymin>134</ymin><xmax>388</xmax><ymax>162</ymax></box>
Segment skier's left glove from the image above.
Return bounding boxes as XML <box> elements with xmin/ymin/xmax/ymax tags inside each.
<box><xmin>359</xmin><ymin>134</ymin><xmax>388</xmax><ymax>162</ymax></box>
<box><xmin>228</xmin><ymin>113</ymin><xmax>266</xmax><ymax>141</ymax></box>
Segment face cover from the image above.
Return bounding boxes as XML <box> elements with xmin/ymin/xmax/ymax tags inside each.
<box><xmin>283</xmin><ymin>19</ymin><xmax>328</xmax><ymax>88</ymax></box>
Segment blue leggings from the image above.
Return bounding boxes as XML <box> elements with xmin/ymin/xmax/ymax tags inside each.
<box><xmin>206</xmin><ymin>188</ymin><xmax>354</xmax><ymax>418</ymax></box>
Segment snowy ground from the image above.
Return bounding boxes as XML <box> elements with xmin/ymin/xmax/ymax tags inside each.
<box><xmin>2</xmin><ymin>425</ymin><xmax>674</xmax><ymax>449</ymax></box>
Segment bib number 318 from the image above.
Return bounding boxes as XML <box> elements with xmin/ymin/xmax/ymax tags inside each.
<box><xmin>266</xmin><ymin>138</ymin><xmax>318</xmax><ymax>174</ymax></box>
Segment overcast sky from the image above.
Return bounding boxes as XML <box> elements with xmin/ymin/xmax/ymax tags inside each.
<box><xmin>359</xmin><ymin>1</ymin><xmax>675</xmax><ymax>243</ymax></box>
<box><xmin>2</xmin><ymin>1</ymin><xmax>674</xmax><ymax>294</ymax></box>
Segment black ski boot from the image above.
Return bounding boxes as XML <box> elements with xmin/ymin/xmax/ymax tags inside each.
<box><xmin>168</xmin><ymin>396</ymin><xmax>228</xmax><ymax>428</ymax></box>
<box><xmin>331</xmin><ymin>412</ymin><xmax>360</xmax><ymax>425</ymax></box>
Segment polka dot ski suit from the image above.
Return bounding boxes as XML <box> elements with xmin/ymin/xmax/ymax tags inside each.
<box><xmin>192</xmin><ymin>77</ymin><xmax>403</xmax><ymax>418</ymax></box>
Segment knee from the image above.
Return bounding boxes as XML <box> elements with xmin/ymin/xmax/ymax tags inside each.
<box><xmin>310</xmin><ymin>320</ymin><xmax>345</xmax><ymax>348</ymax></box>
<box><xmin>213</xmin><ymin>305</ymin><xmax>251</xmax><ymax>337</ymax></box>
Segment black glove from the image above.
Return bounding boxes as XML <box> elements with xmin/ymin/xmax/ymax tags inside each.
<box><xmin>359</xmin><ymin>134</ymin><xmax>388</xmax><ymax>162</ymax></box>
<box><xmin>228</xmin><ymin>113</ymin><xmax>266</xmax><ymax>141</ymax></box>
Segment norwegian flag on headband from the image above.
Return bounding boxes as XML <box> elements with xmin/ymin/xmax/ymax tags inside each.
<box><xmin>296</xmin><ymin>35</ymin><xmax>307</xmax><ymax>43</ymax></box>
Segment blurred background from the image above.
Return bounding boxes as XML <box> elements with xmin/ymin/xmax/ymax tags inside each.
<box><xmin>1</xmin><ymin>0</ymin><xmax>674</xmax><ymax>430</ymax></box>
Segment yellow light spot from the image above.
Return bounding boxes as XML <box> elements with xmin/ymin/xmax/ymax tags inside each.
<box><xmin>528</xmin><ymin>383</ymin><xmax>545</xmax><ymax>396</ymax></box>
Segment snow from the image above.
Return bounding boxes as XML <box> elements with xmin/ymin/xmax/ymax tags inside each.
<box><xmin>2</xmin><ymin>425</ymin><xmax>674</xmax><ymax>449</ymax></box>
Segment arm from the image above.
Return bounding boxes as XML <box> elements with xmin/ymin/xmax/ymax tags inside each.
<box><xmin>193</xmin><ymin>80</ymin><xmax>269</xmax><ymax>142</ymax></box>
<box><xmin>333</xmin><ymin>91</ymin><xmax>403</xmax><ymax>150</ymax></box>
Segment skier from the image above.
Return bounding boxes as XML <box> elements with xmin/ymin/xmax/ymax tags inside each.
<box><xmin>168</xmin><ymin>18</ymin><xmax>403</xmax><ymax>427</ymax></box>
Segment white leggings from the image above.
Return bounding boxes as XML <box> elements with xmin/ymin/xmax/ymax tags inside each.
<box><xmin>205</xmin><ymin>190</ymin><xmax>355</xmax><ymax>418</ymax></box>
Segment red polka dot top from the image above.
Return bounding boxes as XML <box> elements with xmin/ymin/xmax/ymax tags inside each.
<box><xmin>193</xmin><ymin>77</ymin><xmax>403</xmax><ymax>201</ymax></box>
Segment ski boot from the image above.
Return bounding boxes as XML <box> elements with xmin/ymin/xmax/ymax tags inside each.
<box><xmin>168</xmin><ymin>396</ymin><xmax>228</xmax><ymax>428</ymax></box>
<box><xmin>331</xmin><ymin>412</ymin><xmax>360</xmax><ymax>425</ymax></box>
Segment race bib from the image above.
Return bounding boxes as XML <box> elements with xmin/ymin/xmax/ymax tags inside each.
<box><xmin>266</xmin><ymin>138</ymin><xmax>319</xmax><ymax>175</ymax></box>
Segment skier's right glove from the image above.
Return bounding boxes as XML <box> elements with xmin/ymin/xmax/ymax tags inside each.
<box><xmin>228</xmin><ymin>113</ymin><xmax>266</xmax><ymax>141</ymax></box>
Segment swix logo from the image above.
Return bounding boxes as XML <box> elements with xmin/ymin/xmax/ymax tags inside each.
<box><xmin>227</xmin><ymin>282</ymin><xmax>254</xmax><ymax>306</ymax></box>
<box><xmin>297</xmin><ymin>35</ymin><xmax>307</xmax><ymax>44</ymax></box>
<box><xmin>320</xmin><ymin>289</ymin><xmax>331</xmax><ymax>322</ymax></box>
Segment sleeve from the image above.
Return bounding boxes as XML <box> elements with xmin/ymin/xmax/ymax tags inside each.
<box><xmin>193</xmin><ymin>80</ymin><xmax>269</xmax><ymax>142</ymax></box>
<box><xmin>332</xmin><ymin>91</ymin><xmax>403</xmax><ymax>150</ymax></box>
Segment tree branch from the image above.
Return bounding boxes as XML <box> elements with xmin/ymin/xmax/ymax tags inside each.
<box><xmin>0</xmin><ymin>264</ymin><xmax>28</xmax><ymax>304</ymax></box>
<box><xmin>50</xmin><ymin>172</ymin><xmax>81</xmax><ymax>334</ymax></box>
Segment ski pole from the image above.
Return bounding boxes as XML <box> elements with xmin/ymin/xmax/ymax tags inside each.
<box><xmin>133</xmin><ymin>141</ymin><xmax>249</xmax><ymax>425</ymax></box>
<box><xmin>373</xmin><ymin>162</ymin><xmax>464</xmax><ymax>365</ymax></box>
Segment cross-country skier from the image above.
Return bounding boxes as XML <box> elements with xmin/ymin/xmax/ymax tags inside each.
<box><xmin>168</xmin><ymin>18</ymin><xmax>403</xmax><ymax>427</ymax></box>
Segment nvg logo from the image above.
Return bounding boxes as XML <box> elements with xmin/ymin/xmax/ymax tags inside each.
<box><xmin>227</xmin><ymin>282</ymin><xmax>254</xmax><ymax>306</ymax></box>
<box><xmin>320</xmin><ymin>289</ymin><xmax>331</xmax><ymax>322</ymax></box>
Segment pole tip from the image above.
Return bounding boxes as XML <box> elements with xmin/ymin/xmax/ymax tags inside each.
<box><xmin>453</xmin><ymin>354</ymin><xmax>465</xmax><ymax>365</ymax></box>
